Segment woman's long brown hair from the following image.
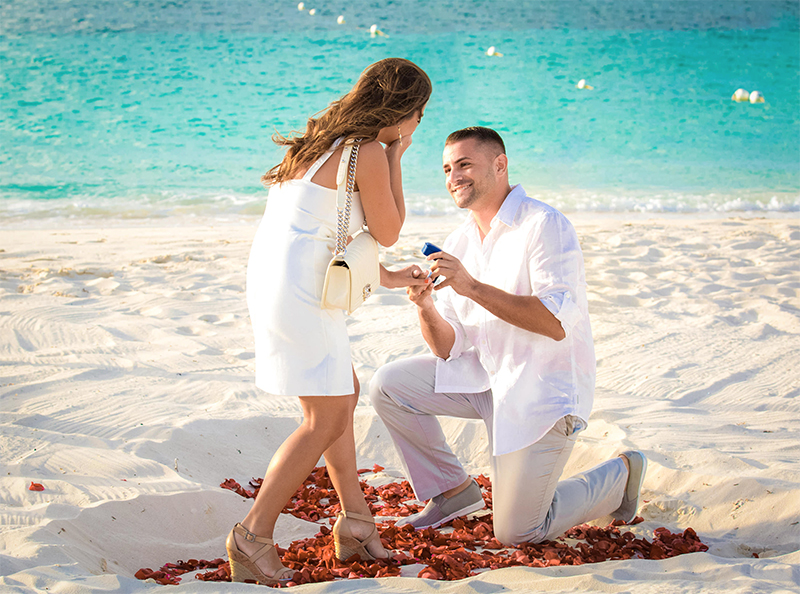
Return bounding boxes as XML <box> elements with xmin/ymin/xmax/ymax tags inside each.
<box><xmin>262</xmin><ymin>58</ymin><xmax>432</xmax><ymax>186</ymax></box>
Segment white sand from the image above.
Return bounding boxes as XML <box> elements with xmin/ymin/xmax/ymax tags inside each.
<box><xmin>1</xmin><ymin>214</ymin><xmax>799</xmax><ymax>593</ymax></box>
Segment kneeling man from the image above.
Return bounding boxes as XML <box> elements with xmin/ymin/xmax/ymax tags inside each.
<box><xmin>370</xmin><ymin>127</ymin><xmax>646</xmax><ymax>545</ymax></box>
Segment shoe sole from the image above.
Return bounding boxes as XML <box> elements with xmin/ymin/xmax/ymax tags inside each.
<box><xmin>405</xmin><ymin>499</ymin><xmax>486</xmax><ymax>530</ymax></box>
<box><xmin>228</xmin><ymin>545</ymin><xmax>281</xmax><ymax>585</ymax></box>
<box><xmin>615</xmin><ymin>450</ymin><xmax>647</xmax><ymax>524</ymax></box>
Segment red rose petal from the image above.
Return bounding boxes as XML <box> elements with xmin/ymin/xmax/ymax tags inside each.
<box><xmin>29</xmin><ymin>482</ymin><xmax>45</xmax><ymax>491</ymax></box>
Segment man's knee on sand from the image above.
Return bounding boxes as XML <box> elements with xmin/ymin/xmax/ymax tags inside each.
<box><xmin>492</xmin><ymin>498</ymin><xmax>556</xmax><ymax>546</ymax></box>
<box><xmin>493</xmin><ymin>516</ymin><xmax>551</xmax><ymax>546</ymax></box>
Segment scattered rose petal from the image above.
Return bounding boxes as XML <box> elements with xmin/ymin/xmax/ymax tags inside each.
<box><xmin>29</xmin><ymin>482</ymin><xmax>45</xmax><ymax>491</ymax></box>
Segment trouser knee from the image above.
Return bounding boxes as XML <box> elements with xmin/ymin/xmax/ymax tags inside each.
<box><xmin>368</xmin><ymin>361</ymin><xmax>402</xmax><ymax>413</ymax></box>
<box><xmin>493</xmin><ymin>513</ymin><xmax>549</xmax><ymax>546</ymax></box>
<box><xmin>494</xmin><ymin>500</ymin><xmax>550</xmax><ymax>547</ymax></box>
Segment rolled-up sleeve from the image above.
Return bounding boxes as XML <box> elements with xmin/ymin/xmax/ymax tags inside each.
<box><xmin>541</xmin><ymin>291</ymin><xmax>582</xmax><ymax>336</ymax></box>
<box><xmin>529</xmin><ymin>212</ymin><xmax>584</xmax><ymax>337</ymax></box>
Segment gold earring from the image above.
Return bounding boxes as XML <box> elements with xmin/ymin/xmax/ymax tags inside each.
<box><xmin>398</xmin><ymin>126</ymin><xmax>403</xmax><ymax>145</ymax></box>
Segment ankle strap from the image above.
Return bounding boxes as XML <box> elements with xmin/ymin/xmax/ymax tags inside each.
<box><xmin>338</xmin><ymin>510</ymin><xmax>375</xmax><ymax>524</ymax></box>
<box><xmin>233</xmin><ymin>523</ymin><xmax>275</xmax><ymax>545</ymax></box>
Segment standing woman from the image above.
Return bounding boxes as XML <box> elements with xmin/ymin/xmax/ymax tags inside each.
<box><xmin>227</xmin><ymin>58</ymin><xmax>432</xmax><ymax>584</ymax></box>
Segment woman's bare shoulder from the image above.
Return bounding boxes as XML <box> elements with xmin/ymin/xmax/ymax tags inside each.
<box><xmin>355</xmin><ymin>141</ymin><xmax>388</xmax><ymax>177</ymax></box>
<box><xmin>357</xmin><ymin>140</ymin><xmax>386</xmax><ymax>161</ymax></box>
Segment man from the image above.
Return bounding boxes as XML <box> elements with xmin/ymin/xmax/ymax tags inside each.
<box><xmin>369</xmin><ymin>127</ymin><xmax>646</xmax><ymax>545</ymax></box>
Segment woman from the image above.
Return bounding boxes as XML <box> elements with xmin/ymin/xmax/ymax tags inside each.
<box><xmin>227</xmin><ymin>58</ymin><xmax>432</xmax><ymax>584</ymax></box>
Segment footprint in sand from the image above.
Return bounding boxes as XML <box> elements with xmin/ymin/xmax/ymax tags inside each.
<box><xmin>728</xmin><ymin>240</ymin><xmax>765</xmax><ymax>251</ymax></box>
<box><xmin>175</xmin><ymin>326</ymin><xmax>215</xmax><ymax>337</ymax></box>
<box><xmin>224</xmin><ymin>348</ymin><xmax>254</xmax><ymax>360</ymax></box>
<box><xmin>199</xmin><ymin>313</ymin><xmax>237</xmax><ymax>326</ymax></box>
<box><xmin>84</xmin><ymin>277</ymin><xmax>121</xmax><ymax>295</ymax></box>
<box><xmin>640</xmin><ymin>497</ymin><xmax>698</xmax><ymax>522</ymax></box>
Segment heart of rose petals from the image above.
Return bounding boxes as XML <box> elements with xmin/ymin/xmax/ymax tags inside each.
<box><xmin>139</xmin><ymin>467</ymin><xmax>708</xmax><ymax>587</ymax></box>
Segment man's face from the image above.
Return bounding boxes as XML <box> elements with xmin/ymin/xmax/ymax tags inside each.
<box><xmin>442</xmin><ymin>138</ymin><xmax>498</xmax><ymax>210</ymax></box>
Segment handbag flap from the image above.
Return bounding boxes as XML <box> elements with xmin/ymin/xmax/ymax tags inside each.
<box><xmin>344</xmin><ymin>232</ymin><xmax>380</xmax><ymax>292</ymax></box>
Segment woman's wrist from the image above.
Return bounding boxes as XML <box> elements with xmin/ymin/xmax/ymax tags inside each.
<box><xmin>380</xmin><ymin>265</ymin><xmax>404</xmax><ymax>289</ymax></box>
<box><xmin>379</xmin><ymin>265</ymin><xmax>391</xmax><ymax>288</ymax></box>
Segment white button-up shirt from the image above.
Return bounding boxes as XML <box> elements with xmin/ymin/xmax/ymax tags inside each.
<box><xmin>434</xmin><ymin>185</ymin><xmax>595</xmax><ymax>456</ymax></box>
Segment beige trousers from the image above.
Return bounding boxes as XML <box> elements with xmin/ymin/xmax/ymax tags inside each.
<box><xmin>369</xmin><ymin>355</ymin><xmax>628</xmax><ymax>545</ymax></box>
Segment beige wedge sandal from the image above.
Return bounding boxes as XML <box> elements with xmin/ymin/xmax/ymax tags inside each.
<box><xmin>332</xmin><ymin>510</ymin><xmax>392</xmax><ymax>562</ymax></box>
<box><xmin>226</xmin><ymin>523</ymin><xmax>296</xmax><ymax>585</ymax></box>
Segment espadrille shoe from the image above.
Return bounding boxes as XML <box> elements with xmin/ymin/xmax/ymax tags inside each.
<box><xmin>395</xmin><ymin>479</ymin><xmax>485</xmax><ymax>530</ymax></box>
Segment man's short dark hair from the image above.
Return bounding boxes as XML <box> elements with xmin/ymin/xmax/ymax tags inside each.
<box><xmin>445</xmin><ymin>126</ymin><xmax>506</xmax><ymax>155</ymax></box>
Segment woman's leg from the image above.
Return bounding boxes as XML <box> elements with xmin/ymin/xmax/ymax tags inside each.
<box><xmin>234</xmin><ymin>393</ymin><xmax>354</xmax><ymax>576</ymax></box>
<box><xmin>322</xmin><ymin>368</ymin><xmax>388</xmax><ymax>558</ymax></box>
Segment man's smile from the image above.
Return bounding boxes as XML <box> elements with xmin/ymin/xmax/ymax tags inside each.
<box><xmin>450</xmin><ymin>181</ymin><xmax>472</xmax><ymax>194</ymax></box>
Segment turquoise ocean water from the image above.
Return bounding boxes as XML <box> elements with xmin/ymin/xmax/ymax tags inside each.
<box><xmin>1</xmin><ymin>0</ymin><xmax>799</xmax><ymax>223</ymax></box>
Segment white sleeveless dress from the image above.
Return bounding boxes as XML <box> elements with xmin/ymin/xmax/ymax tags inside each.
<box><xmin>246</xmin><ymin>141</ymin><xmax>366</xmax><ymax>396</ymax></box>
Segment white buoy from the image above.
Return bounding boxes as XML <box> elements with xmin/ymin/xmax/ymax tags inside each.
<box><xmin>297</xmin><ymin>2</ymin><xmax>305</xmax><ymax>10</ymax></box>
<box><xmin>370</xmin><ymin>24</ymin><xmax>387</xmax><ymax>37</ymax></box>
<box><xmin>337</xmin><ymin>15</ymin><xmax>345</xmax><ymax>24</ymax></box>
<box><xmin>577</xmin><ymin>79</ymin><xmax>594</xmax><ymax>90</ymax></box>
<box><xmin>749</xmin><ymin>90</ymin><xmax>765</xmax><ymax>104</ymax></box>
<box><xmin>308</xmin><ymin>8</ymin><xmax>316</xmax><ymax>15</ymax></box>
<box><xmin>731</xmin><ymin>88</ymin><xmax>750</xmax><ymax>102</ymax></box>
<box><xmin>486</xmin><ymin>46</ymin><xmax>503</xmax><ymax>57</ymax></box>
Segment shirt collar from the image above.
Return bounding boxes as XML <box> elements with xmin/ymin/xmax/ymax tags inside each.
<box><xmin>460</xmin><ymin>184</ymin><xmax>527</xmax><ymax>238</ymax></box>
<box><xmin>493</xmin><ymin>184</ymin><xmax>526</xmax><ymax>228</ymax></box>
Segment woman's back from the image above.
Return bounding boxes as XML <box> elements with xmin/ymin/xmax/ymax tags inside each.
<box><xmin>246</xmin><ymin>143</ymin><xmax>364</xmax><ymax>396</ymax></box>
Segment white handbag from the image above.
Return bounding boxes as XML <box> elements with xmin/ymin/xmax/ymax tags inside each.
<box><xmin>320</xmin><ymin>142</ymin><xmax>380</xmax><ymax>314</ymax></box>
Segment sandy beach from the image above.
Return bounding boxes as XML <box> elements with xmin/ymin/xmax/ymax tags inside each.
<box><xmin>1</xmin><ymin>214</ymin><xmax>799</xmax><ymax>593</ymax></box>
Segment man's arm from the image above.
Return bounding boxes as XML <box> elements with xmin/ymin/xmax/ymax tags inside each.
<box><xmin>406</xmin><ymin>282</ymin><xmax>456</xmax><ymax>359</ymax></box>
<box><xmin>429</xmin><ymin>252</ymin><xmax>566</xmax><ymax>341</ymax></box>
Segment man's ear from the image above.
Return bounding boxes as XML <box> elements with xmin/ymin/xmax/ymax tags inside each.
<box><xmin>494</xmin><ymin>153</ymin><xmax>509</xmax><ymax>177</ymax></box>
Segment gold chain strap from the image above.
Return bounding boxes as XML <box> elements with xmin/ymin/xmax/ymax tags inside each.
<box><xmin>334</xmin><ymin>143</ymin><xmax>360</xmax><ymax>258</ymax></box>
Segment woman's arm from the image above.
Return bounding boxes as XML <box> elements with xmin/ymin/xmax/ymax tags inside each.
<box><xmin>355</xmin><ymin>138</ymin><xmax>412</xmax><ymax>247</ymax></box>
<box><xmin>380</xmin><ymin>263</ymin><xmax>429</xmax><ymax>289</ymax></box>
<box><xmin>383</xmin><ymin>138</ymin><xmax>407</xmax><ymax>226</ymax></box>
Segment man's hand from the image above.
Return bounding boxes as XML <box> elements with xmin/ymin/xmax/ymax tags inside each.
<box><xmin>407</xmin><ymin>278</ymin><xmax>435</xmax><ymax>309</ymax></box>
<box><xmin>406</xmin><ymin>267</ymin><xmax>456</xmax><ymax>359</ymax></box>
<box><xmin>427</xmin><ymin>251</ymin><xmax>478</xmax><ymax>297</ymax></box>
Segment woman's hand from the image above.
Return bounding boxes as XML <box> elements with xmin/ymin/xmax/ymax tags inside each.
<box><xmin>385</xmin><ymin>133</ymin><xmax>413</xmax><ymax>161</ymax></box>
<box><xmin>380</xmin><ymin>264</ymin><xmax>429</xmax><ymax>289</ymax></box>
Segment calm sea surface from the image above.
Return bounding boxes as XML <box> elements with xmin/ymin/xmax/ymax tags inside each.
<box><xmin>1</xmin><ymin>0</ymin><xmax>799</xmax><ymax>222</ymax></box>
